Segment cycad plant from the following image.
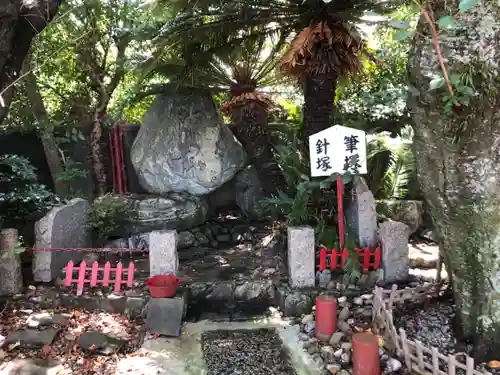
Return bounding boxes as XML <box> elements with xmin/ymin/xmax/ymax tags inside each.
<box><xmin>151</xmin><ymin>0</ymin><xmax>399</xmax><ymax>141</ymax></box>
<box><xmin>365</xmin><ymin>126</ymin><xmax>417</xmax><ymax>200</ymax></box>
<box><xmin>145</xmin><ymin>31</ymin><xmax>287</xmax><ymax>195</ymax></box>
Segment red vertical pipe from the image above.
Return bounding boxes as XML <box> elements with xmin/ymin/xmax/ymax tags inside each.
<box><xmin>113</xmin><ymin>126</ymin><xmax>123</xmax><ymax>194</ymax></box>
<box><xmin>352</xmin><ymin>333</ymin><xmax>380</xmax><ymax>375</ymax></box>
<box><xmin>119</xmin><ymin>126</ymin><xmax>127</xmax><ymax>193</ymax></box>
<box><xmin>109</xmin><ymin>132</ymin><xmax>116</xmax><ymax>193</ymax></box>
<box><xmin>315</xmin><ymin>295</ymin><xmax>337</xmax><ymax>341</ymax></box>
<box><xmin>337</xmin><ymin>175</ymin><xmax>344</xmax><ymax>246</ymax></box>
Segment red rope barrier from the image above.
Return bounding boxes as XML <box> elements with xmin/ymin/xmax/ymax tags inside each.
<box><xmin>30</xmin><ymin>248</ymin><xmax>148</xmax><ymax>253</ymax></box>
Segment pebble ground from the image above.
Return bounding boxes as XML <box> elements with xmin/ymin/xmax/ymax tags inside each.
<box><xmin>202</xmin><ymin>328</ymin><xmax>297</xmax><ymax>375</ymax></box>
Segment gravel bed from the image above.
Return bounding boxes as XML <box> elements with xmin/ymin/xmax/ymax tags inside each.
<box><xmin>393</xmin><ymin>296</ymin><xmax>500</xmax><ymax>375</ymax></box>
<box><xmin>202</xmin><ymin>328</ymin><xmax>297</xmax><ymax>375</ymax></box>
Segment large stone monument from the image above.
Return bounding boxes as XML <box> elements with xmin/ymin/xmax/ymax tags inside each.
<box><xmin>378</xmin><ymin>221</ymin><xmax>410</xmax><ymax>283</ymax></box>
<box><xmin>33</xmin><ymin>199</ymin><xmax>92</xmax><ymax>282</ymax></box>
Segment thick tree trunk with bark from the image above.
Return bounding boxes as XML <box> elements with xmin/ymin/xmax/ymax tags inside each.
<box><xmin>0</xmin><ymin>0</ymin><xmax>59</xmax><ymax>123</ymax></box>
<box><xmin>231</xmin><ymin>110</ymin><xmax>286</xmax><ymax>196</ymax></box>
<box><xmin>408</xmin><ymin>1</ymin><xmax>500</xmax><ymax>360</ymax></box>
<box><xmin>24</xmin><ymin>69</ymin><xmax>68</xmax><ymax>198</ymax></box>
<box><xmin>303</xmin><ymin>72</ymin><xmax>337</xmax><ymax>140</ymax></box>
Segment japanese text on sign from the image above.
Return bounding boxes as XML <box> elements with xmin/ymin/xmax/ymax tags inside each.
<box><xmin>309</xmin><ymin>125</ymin><xmax>367</xmax><ymax>177</ymax></box>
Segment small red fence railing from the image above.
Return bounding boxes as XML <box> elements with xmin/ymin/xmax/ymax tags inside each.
<box><xmin>64</xmin><ymin>260</ymin><xmax>135</xmax><ymax>294</ymax></box>
<box><xmin>317</xmin><ymin>247</ymin><xmax>382</xmax><ymax>273</ymax></box>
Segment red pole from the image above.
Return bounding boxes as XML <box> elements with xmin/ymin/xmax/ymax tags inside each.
<box><xmin>315</xmin><ymin>295</ymin><xmax>337</xmax><ymax>341</ymax></box>
<box><xmin>119</xmin><ymin>125</ymin><xmax>127</xmax><ymax>193</ymax></box>
<box><xmin>352</xmin><ymin>333</ymin><xmax>380</xmax><ymax>375</ymax></box>
<box><xmin>109</xmin><ymin>132</ymin><xmax>116</xmax><ymax>193</ymax></box>
<box><xmin>113</xmin><ymin>125</ymin><xmax>123</xmax><ymax>194</ymax></box>
<box><xmin>337</xmin><ymin>175</ymin><xmax>345</xmax><ymax>246</ymax></box>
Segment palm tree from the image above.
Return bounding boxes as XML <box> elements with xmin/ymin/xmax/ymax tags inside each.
<box><xmin>151</xmin><ymin>0</ymin><xmax>399</xmax><ymax>141</ymax></box>
<box><xmin>147</xmin><ymin>34</ymin><xmax>287</xmax><ymax>195</ymax></box>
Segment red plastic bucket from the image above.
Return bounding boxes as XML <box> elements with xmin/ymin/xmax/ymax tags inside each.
<box><xmin>352</xmin><ymin>332</ymin><xmax>380</xmax><ymax>375</ymax></box>
<box><xmin>315</xmin><ymin>295</ymin><xmax>337</xmax><ymax>341</ymax></box>
<box><xmin>147</xmin><ymin>275</ymin><xmax>181</xmax><ymax>298</ymax></box>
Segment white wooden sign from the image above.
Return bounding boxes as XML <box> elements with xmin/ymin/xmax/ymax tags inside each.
<box><xmin>309</xmin><ymin>125</ymin><xmax>367</xmax><ymax>177</ymax></box>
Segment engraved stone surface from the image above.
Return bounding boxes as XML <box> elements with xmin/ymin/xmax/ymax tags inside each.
<box><xmin>109</xmin><ymin>193</ymin><xmax>209</xmax><ymax>236</ymax></box>
<box><xmin>130</xmin><ymin>91</ymin><xmax>246</xmax><ymax>195</ymax></box>
<box><xmin>287</xmin><ymin>226</ymin><xmax>315</xmax><ymax>288</ymax></box>
<box><xmin>347</xmin><ymin>176</ymin><xmax>378</xmax><ymax>247</ymax></box>
<box><xmin>149</xmin><ymin>230</ymin><xmax>178</xmax><ymax>277</ymax></box>
<box><xmin>379</xmin><ymin>221</ymin><xmax>410</xmax><ymax>283</ymax></box>
<box><xmin>33</xmin><ymin>199</ymin><xmax>91</xmax><ymax>282</ymax></box>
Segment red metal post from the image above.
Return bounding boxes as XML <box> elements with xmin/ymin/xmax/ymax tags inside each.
<box><xmin>319</xmin><ymin>247</ymin><xmax>327</xmax><ymax>271</ymax></box>
<box><xmin>103</xmin><ymin>261</ymin><xmax>111</xmax><ymax>286</ymax></box>
<box><xmin>109</xmin><ymin>131</ymin><xmax>116</xmax><ymax>193</ymax></box>
<box><xmin>118</xmin><ymin>126</ymin><xmax>127</xmax><ymax>194</ymax></box>
<box><xmin>113</xmin><ymin>126</ymin><xmax>123</xmax><ymax>194</ymax></box>
<box><xmin>126</xmin><ymin>263</ymin><xmax>135</xmax><ymax>287</ymax></box>
<box><xmin>315</xmin><ymin>295</ymin><xmax>337</xmax><ymax>341</ymax></box>
<box><xmin>64</xmin><ymin>261</ymin><xmax>74</xmax><ymax>287</ymax></box>
<box><xmin>373</xmin><ymin>247</ymin><xmax>382</xmax><ymax>270</ymax></box>
<box><xmin>77</xmin><ymin>261</ymin><xmax>86</xmax><ymax>294</ymax></box>
<box><xmin>114</xmin><ymin>262</ymin><xmax>123</xmax><ymax>293</ymax></box>
<box><xmin>90</xmin><ymin>261</ymin><xmax>99</xmax><ymax>286</ymax></box>
<box><xmin>337</xmin><ymin>175</ymin><xmax>344</xmax><ymax>246</ymax></box>
<box><xmin>352</xmin><ymin>333</ymin><xmax>380</xmax><ymax>375</ymax></box>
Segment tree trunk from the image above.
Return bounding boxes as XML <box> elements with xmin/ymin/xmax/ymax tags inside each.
<box><xmin>231</xmin><ymin>109</ymin><xmax>286</xmax><ymax>196</ymax></box>
<box><xmin>0</xmin><ymin>0</ymin><xmax>59</xmax><ymax>123</ymax></box>
<box><xmin>408</xmin><ymin>1</ymin><xmax>500</xmax><ymax>360</ymax></box>
<box><xmin>24</xmin><ymin>69</ymin><xmax>69</xmax><ymax>198</ymax></box>
<box><xmin>302</xmin><ymin>72</ymin><xmax>337</xmax><ymax>141</ymax></box>
<box><xmin>91</xmin><ymin>114</ymin><xmax>107</xmax><ymax>196</ymax></box>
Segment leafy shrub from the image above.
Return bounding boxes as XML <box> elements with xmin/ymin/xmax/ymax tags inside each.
<box><xmin>89</xmin><ymin>193</ymin><xmax>137</xmax><ymax>241</ymax></box>
<box><xmin>0</xmin><ymin>154</ymin><xmax>59</xmax><ymax>224</ymax></box>
<box><xmin>262</xmin><ymin>123</ymin><xmax>354</xmax><ymax>249</ymax></box>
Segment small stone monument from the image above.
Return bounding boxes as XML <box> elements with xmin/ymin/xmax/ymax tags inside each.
<box><xmin>346</xmin><ymin>176</ymin><xmax>378</xmax><ymax>247</ymax></box>
<box><xmin>378</xmin><ymin>221</ymin><xmax>409</xmax><ymax>283</ymax></box>
<box><xmin>149</xmin><ymin>230</ymin><xmax>178</xmax><ymax>276</ymax></box>
<box><xmin>33</xmin><ymin>198</ymin><xmax>92</xmax><ymax>282</ymax></box>
<box><xmin>287</xmin><ymin>226</ymin><xmax>315</xmax><ymax>288</ymax></box>
<box><xmin>0</xmin><ymin>228</ymin><xmax>23</xmax><ymax>295</ymax></box>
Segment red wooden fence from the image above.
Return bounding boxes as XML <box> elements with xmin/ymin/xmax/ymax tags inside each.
<box><xmin>64</xmin><ymin>260</ymin><xmax>135</xmax><ymax>294</ymax></box>
<box><xmin>318</xmin><ymin>247</ymin><xmax>382</xmax><ymax>273</ymax></box>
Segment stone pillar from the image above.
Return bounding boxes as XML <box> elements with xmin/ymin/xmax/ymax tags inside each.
<box><xmin>378</xmin><ymin>221</ymin><xmax>409</xmax><ymax>283</ymax></box>
<box><xmin>0</xmin><ymin>228</ymin><xmax>23</xmax><ymax>295</ymax></box>
<box><xmin>346</xmin><ymin>176</ymin><xmax>378</xmax><ymax>247</ymax></box>
<box><xmin>287</xmin><ymin>226</ymin><xmax>315</xmax><ymax>288</ymax></box>
<box><xmin>33</xmin><ymin>199</ymin><xmax>92</xmax><ymax>282</ymax></box>
<box><xmin>149</xmin><ymin>230</ymin><xmax>178</xmax><ymax>276</ymax></box>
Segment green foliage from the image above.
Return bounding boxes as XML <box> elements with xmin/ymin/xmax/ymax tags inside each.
<box><xmin>335</xmin><ymin>4</ymin><xmax>417</xmax><ymax>135</ymax></box>
<box><xmin>0</xmin><ymin>155</ymin><xmax>60</xmax><ymax>224</ymax></box>
<box><xmin>0</xmin><ymin>240</ymin><xmax>26</xmax><ymax>259</ymax></box>
<box><xmin>387</xmin><ymin>0</ymin><xmax>482</xmax><ymax>117</ymax></box>
<box><xmin>89</xmin><ymin>194</ymin><xmax>138</xmax><ymax>240</ymax></box>
<box><xmin>365</xmin><ymin>126</ymin><xmax>418</xmax><ymax>200</ymax></box>
<box><xmin>262</xmin><ymin>123</ymin><xmax>354</xmax><ymax>248</ymax></box>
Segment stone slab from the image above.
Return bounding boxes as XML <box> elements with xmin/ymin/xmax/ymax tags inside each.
<box><xmin>26</xmin><ymin>313</ymin><xmax>69</xmax><ymax>328</ymax></box>
<box><xmin>33</xmin><ymin>199</ymin><xmax>92</xmax><ymax>282</ymax></box>
<box><xmin>78</xmin><ymin>331</ymin><xmax>127</xmax><ymax>355</ymax></box>
<box><xmin>149</xmin><ymin>230</ymin><xmax>178</xmax><ymax>277</ymax></box>
<box><xmin>287</xmin><ymin>226</ymin><xmax>315</xmax><ymax>288</ymax></box>
<box><xmin>346</xmin><ymin>176</ymin><xmax>378</xmax><ymax>247</ymax></box>
<box><xmin>379</xmin><ymin>221</ymin><xmax>410</xmax><ymax>283</ymax></box>
<box><xmin>4</xmin><ymin>328</ymin><xmax>59</xmax><ymax>348</ymax></box>
<box><xmin>0</xmin><ymin>252</ymin><xmax>22</xmax><ymax>296</ymax></box>
<box><xmin>146</xmin><ymin>297</ymin><xmax>185</xmax><ymax>337</ymax></box>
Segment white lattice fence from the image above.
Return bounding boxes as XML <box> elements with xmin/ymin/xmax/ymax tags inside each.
<box><xmin>372</xmin><ymin>284</ymin><xmax>493</xmax><ymax>375</ymax></box>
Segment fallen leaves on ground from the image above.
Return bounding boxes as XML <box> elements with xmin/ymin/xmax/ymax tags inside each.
<box><xmin>0</xmin><ymin>299</ymin><xmax>144</xmax><ymax>374</ymax></box>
